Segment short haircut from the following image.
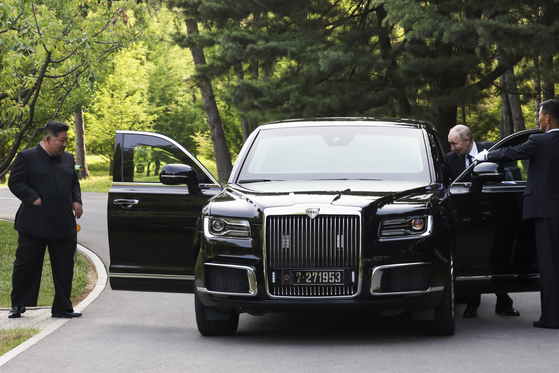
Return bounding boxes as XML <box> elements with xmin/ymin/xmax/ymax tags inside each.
<box><xmin>540</xmin><ymin>99</ymin><xmax>559</xmax><ymax>120</ymax></box>
<box><xmin>449</xmin><ymin>124</ymin><xmax>474</xmax><ymax>142</ymax></box>
<box><xmin>44</xmin><ymin>120</ymin><xmax>69</xmax><ymax>138</ymax></box>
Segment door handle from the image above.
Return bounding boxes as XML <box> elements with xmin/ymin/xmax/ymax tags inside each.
<box><xmin>113</xmin><ymin>199</ymin><xmax>139</xmax><ymax>209</ymax></box>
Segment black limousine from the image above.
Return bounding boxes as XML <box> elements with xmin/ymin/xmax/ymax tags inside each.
<box><xmin>107</xmin><ymin>118</ymin><xmax>539</xmax><ymax>336</ymax></box>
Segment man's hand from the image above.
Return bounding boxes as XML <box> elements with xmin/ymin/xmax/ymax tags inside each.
<box><xmin>475</xmin><ymin>149</ymin><xmax>489</xmax><ymax>162</ymax></box>
<box><xmin>73</xmin><ymin>202</ymin><xmax>83</xmax><ymax>219</ymax></box>
<box><xmin>33</xmin><ymin>198</ymin><xmax>42</xmax><ymax>206</ymax></box>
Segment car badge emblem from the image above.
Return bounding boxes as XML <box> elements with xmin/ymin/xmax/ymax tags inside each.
<box><xmin>306</xmin><ymin>208</ymin><xmax>320</xmax><ymax>219</ymax></box>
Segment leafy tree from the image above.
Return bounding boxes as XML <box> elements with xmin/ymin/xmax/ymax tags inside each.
<box><xmin>0</xmin><ymin>0</ymin><xmax>145</xmax><ymax>179</ymax></box>
<box><xmin>161</xmin><ymin>0</ymin><xmax>559</xmax><ymax>156</ymax></box>
<box><xmin>373</xmin><ymin>0</ymin><xmax>559</xmax><ymax>148</ymax></box>
<box><xmin>144</xmin><ymin>7</ymin><xmax>208</xmax><ymax>154</ymax></box>
<box><xmin>85</xmin><ymin>43</ymin><xmax>158</xmax><ymax>168</ymax></box>
<box><xmin>163</xmin><ymin>0</ymin><xmax>234</xmax><ymax>182</ymax></box>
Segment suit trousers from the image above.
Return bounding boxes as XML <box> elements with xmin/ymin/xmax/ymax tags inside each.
<box><xmin>534</xmin><ymin>218</ymin><xmax>559</xmax><ymax>327</ymax></box>
<box><xmin>466</xmin><ymin>293</ymin><xmax>513</xmax><ymax>309</ymax></box>
<box><xmin>11</xmin><ymin>232</ymin><xmax>77</xmax><ymax>314</ymax></box>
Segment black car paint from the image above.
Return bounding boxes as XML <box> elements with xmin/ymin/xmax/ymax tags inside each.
<box><xmin>107</xmin><ymin>119</ymin><xmax>540</xmax><ymax>334</ymax></box>
<box><xmin>194</xmin><ymin>181</ymin><xmax>451</xmax><ymax>312</ymax></box>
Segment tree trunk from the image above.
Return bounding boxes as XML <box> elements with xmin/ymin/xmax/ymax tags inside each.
<box><xmin>74</xmin><ymin>108</ymin><xmax>90</xmax><ymax>179</ymax></box>
<box><xmin>249</xmin><ymin>54</ymin><xmax>260</xmax><ymax>133</ymax></box>
<box><xmin>534</xmin><ymin>54</ymin><xmax>542</xmax><ymax>126</ymax></box>
<box><xmin>186</xmin><ymin>19</ymin><xmax>233</xmax><ymax>183</ymax></box>
<box><xmin>542</xmin><ymin>55</ymin><xmax>555</xmax><ymax>101</ymax></box>
<box><xmin>233</xmin><ymin>62</ymin><xmax>251</xmax><ymax>142</ymax></box>
<box><xmin>500</xmin><ymin>75</ymin><xmax>514</xmax><ymax>139</ymax></box>
<box><xmin>432</xmin><ymin>104</ymin><xmax>457</xmax><ymax>154</ymax></box>
<box><xmin>504</xmin><ymin>69</ymin><xmax>526</xmax><ymax>133</ymax></box>
<box><xmin>376</xmin><ymin>5</ymin><xmax>411</xmax><ymax>117</ymax></box>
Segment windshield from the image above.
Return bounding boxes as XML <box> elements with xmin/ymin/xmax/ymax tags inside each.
<box><xmin>237</xmin><ymin>125</ymin><xmax>431</xmax><ymax>183</ymax></box>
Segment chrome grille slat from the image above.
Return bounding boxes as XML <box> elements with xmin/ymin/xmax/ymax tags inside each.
<box><xmin>266</xmin><ymin>214</ymin><xmax>360</xmax><ymax>297</ymax></box>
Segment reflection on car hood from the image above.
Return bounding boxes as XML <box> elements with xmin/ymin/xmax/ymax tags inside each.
<box><xmin>237</xmin><ymin>180</ymin><xmax>426</xmax><ymax>194</ymax></box>
<box><xmin>223</xmin><ymin>180</ymin><xmax>432</xmax><ymax>211</ymax></box>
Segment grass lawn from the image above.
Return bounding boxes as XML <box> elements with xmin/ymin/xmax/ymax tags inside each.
<box><xmin>0</xmin><ymin>220</ymin><xmax>89</xmax><ymax>355</ymax></box>
<box><xmin>0</xmin><ymin>328</ymin><xmax>40</xmax><ymax>356</ymax></box>
<box><xmin>78</xmin><ymin>154</ymin><xmax>112</xmax><ymax>193</ymax></box>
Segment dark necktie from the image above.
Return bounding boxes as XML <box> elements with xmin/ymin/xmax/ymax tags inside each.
<box><xmin>466</xmin><ymin>155</ymin><xmax>473</xmax><ymax>167</ymax></box>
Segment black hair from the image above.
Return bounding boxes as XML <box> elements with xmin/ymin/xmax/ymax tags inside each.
<box><xmin>540</xmin><ymin>99</ymin><xmax>559</xmax><ymax>121</ymax></box>
<box><xmin>44</xmin><ymin>120</ymin><xmax>69</xmax><ymax>138</ymax></box>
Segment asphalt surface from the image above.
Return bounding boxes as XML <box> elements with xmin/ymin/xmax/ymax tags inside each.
<box><xmin>1</xmin><ymin>186</ymin><xmax>559</xmax><ymax>372</ymax></box>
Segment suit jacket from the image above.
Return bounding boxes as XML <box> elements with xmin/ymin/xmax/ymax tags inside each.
<box><xmin>488</xmin><ymin>131</ymin><xmax>559</xmax><ymax>220</ymax></box>
<box><xmin>442</xmin><ymin>141</ymin><xmax>494</xmax><ymax>185</ymax></box>
<box><xmin>8</xmin><ymin>145</ymin><xmax>82</xmax><ymax>239</ymax></box>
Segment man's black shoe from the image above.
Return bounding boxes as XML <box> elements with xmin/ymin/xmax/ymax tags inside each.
<box><xmin>495</xmin><ymin>305</ymin><xmax>520</xmax><ymax>316</ymax></box>
<box><xmin>52</xmin><ymin>311</ymin><xmax>82</xmax><ymax>318</ymax></box>
<box><xmin>533</xmin><ymin>321</ymin><xmax>559</xmax><ymax>329</ymax></box>
<box><xmin>8</xmin><ymin>306</ymin><xmax>26</xmax><ymax>318</ymax></box>
<box><xmin>462</xmin><ymin>307</ymin><xmax>477</xmax><ymax>318</ymax></box>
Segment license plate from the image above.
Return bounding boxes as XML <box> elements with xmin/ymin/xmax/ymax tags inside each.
<box><xmin>292</xmin><ymin>270</ymin><xmax>344</xmax><ymax>285</ymax></box>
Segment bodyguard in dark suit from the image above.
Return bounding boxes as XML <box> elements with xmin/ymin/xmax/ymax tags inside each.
<box><xmin>8</xmin><ymin>120</ymin><xmax>83</xmax><ymax>319</ymax></box>
<box><xmin>442</xmin><ymin>125</ymin><xmax>519</xmax><ymax>318</ymax></box>
<box><xmin>477</xmin><ymin>99</ymin><xmax>559</xmax><ymax>329</ymax></box>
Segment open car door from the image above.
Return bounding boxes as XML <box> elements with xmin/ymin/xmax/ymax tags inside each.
<box><xmin>108</xmin><ymin>131</ymin><xmax>222</xmax><ymax>293</ymax></box>
<box><xmin>449</xmin><ymin>129</ymin><xmax>540</xmax><ymax>295</ymax></box>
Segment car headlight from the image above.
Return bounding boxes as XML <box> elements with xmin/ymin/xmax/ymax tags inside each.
<box><xmin>204</xmin><ymin>216</ymin><xmax>251</xmax><ymax>238</ymax></box>
<box><xmin>379</xmin><ymin>216</ymin><xmax>432</xmax><ymax>240</ymax></box>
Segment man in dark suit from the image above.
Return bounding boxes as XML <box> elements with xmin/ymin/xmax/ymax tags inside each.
<box><xmin>442</xmin><ymin>125</ymin><xmax>519</xmax><ymax>318</ymax></box>
<box><xmin>442</xmin><ymin>124</ymin><xmax>495</xmax><ymax>184</ymax></box>
<box><xmin>476</xmin><ymin>99</ymin><xmax>559</xmax><ymax>329</ymax></box>
<box><xmin>8</xmin><ymin>120</ymin><xmax>83</xmax><ymax>319</ymax></box>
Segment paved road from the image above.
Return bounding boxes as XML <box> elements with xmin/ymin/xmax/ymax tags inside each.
<box><xmin>1</xmin><ymin>187</ymin><xmax>559</xmax><ymax>372</ymax></box>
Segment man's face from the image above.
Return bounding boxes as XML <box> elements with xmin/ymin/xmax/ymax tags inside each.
<box><xmin>45</xmin><ymin>131</ymin><xmax>68</xmax><ymax>156</ymax></box>
<box><xmin>448</xmin><ymin>132</ymin><xmax>471</xmax><ymax>157</ymax></box>
<box><xmin>539</xmin><ymin>107</ymin><xmax>550</xmax><ymax>132</ymax></box>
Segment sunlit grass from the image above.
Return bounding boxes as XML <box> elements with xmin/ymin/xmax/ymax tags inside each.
<box><xmin>79</xmin><ymin>175</ymin><xmax>112</xmax><ymax>193</ymax></box>
<box><xmin>79</xmin><ymin>154</ymin><xmax>111</xmax><ymax>193</ymax></box>
<box><xmin>0</xmin><ymin>327</ymin><xmax>40</xmax><ymax>356</ymax></box>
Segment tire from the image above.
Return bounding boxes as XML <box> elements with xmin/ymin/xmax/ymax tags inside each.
<box><xmin>195</xmin><ymin>291</ymin><xmax>239</xmax><ymax>336</ymax></box>
<box><xmin>415</xmin><ymin>256</ymin><xmax>455</xmax><ymax>336</ymax></box>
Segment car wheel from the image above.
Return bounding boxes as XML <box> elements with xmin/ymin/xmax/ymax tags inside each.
<box><xmin>415</xmin><ymin>256</ymin><xmax>455</xmax><ymax>336</ymax></box>
<box><xmin>195</xmin><ymin>291</ymin><xmax>239</xmax><ymax>336</ymax></box>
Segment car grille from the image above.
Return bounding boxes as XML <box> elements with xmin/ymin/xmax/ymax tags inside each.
<box><xmin>379</xmin><ymin>265</ymin><xmax>431</xmax><ymax>293</ymax></box>
<box><xmin>205</xmin><ymin>266</ymin><xmax>251</xmax><ymax>294</ymax></box>
<box><xmin>266</xmin><ymin>214</ymin><xmax>360</xmax><ymax>297</ymax></box>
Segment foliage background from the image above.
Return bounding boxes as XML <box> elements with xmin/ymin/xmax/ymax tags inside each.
<box><xmin>1</xmin><ymin>1</ymin><xmax>559</xmax><ymax>181</ymax></box>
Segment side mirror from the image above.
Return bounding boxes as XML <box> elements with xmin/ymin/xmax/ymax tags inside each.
<box><xmin>160</xmin><ymin>164</ymin><xmax>199</xmax><ymax>194</ymax></box>
<box><xmin>472</xmin><ymin>162</ymin><xmax>505</xmax><ymax>183</ymax></box>
<box><xmin>470</xmin><ymin>162</ymin><xmax>504</xmax><ymax>193</ymax></box>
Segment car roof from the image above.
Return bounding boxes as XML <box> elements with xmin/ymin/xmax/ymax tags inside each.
<box><xmin>260</xmin><ymin>117</ymin><xmax>434</xmax><ymax>130</ymax></box>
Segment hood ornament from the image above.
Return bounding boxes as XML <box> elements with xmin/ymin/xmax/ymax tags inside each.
<box><xmin>306</xmin><ymin>208</ymin><xmax>320</xmax><ymax>219</ymax></box>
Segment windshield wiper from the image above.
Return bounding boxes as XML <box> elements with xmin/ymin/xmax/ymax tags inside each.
<box><xmin>238</xmin><ymin>179</ymin><xmax>278</xmax><ymax>183</ymax></box>
<box><xmin>309</xmin><ymin>178</ymin><xmax>383</xmax><ymax>181</ymax></box>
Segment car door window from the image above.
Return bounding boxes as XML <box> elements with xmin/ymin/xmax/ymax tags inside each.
<box><xmin>121</xmin><ymin>133</ymin><xmax>216</xmax><ymax>185</ymax></box>
<box><xmin>133</xmin><ymin>145</ymin><xmax>182</xmax><ymax>182</ymax></box>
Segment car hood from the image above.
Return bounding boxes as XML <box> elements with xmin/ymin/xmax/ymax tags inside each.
<box><xmin>208</xmin><ymin>180</ymin><xmax>438</xmax><ymax>218</ymax></box>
